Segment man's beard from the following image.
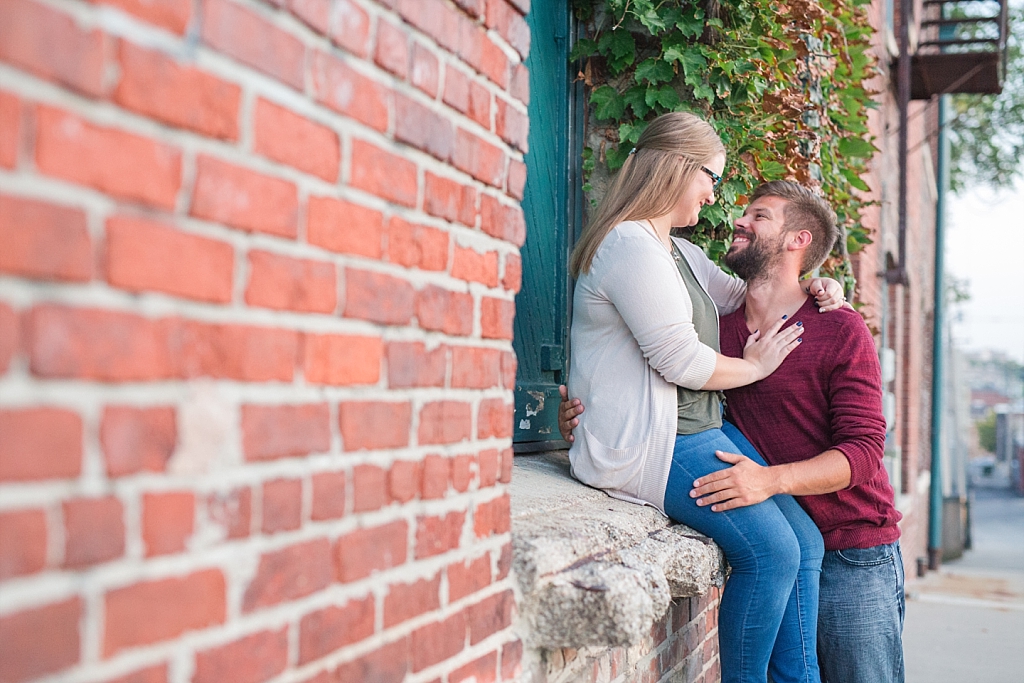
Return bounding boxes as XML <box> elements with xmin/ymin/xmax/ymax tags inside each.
<box><xmin>723</xmin><ymin>232</ymin><xmax>785</xmax><ymax>283</ymax></box>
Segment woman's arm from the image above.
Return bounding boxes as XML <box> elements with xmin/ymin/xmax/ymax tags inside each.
<box><xmin>699</xmin><ymin>316</ymin><xmax>803</xmax><ymax>390</ymax></box>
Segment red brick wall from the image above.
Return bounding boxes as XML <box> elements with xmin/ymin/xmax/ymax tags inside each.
<box><xmin>0</xmin><ymin>1</ymin><xmax>527</xmax><ymax>681</ymax></box>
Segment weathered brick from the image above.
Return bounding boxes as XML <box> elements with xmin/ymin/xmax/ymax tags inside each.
<box><xmin>0</xmin><ymin>92</ymin><xmax>19</xmax><ymax>168</ymax></box>
<box><xmin>254</xmin><ymin>99</ymin><xmax>340</xmax><ymax>181</ymax></box>
<box><xmin>0</xmin><ymin>303</ymin><xmax>17</xmax><ymax>375</ymax></box>
<box><xmin>245</xmin><ymin>250</ymin><xmax>337</xmax><ymax>313</ymax></box>
<box><xmin>114</xmin><ymin>42</ymin><xmax>239</xmax><ymax>139</ymax></box>
<box><xmin>63</xmin><ymin>496</ymin><xmax>125</xmax><ymax>568</ymax></box>
<box><xmin>502</xmin><ymin>640</ymin><xmax>524</xmax><ymax>681</ymax></box>
<box><xmin>510</xmin><ymin>62</ymin><xmax>530</xmax><ymax>105</ymax></box>
<box><xmin>334</xmin><ymin>638</ymin><xmax>409</xmax><ymax>683</ymax></box>
<box><xmin>421</xmin><ymin>455</ymin><xmax>450</xmax><ymax>500</ymax></box>
<box><xmin>0</xmin><ymin>407</ymin><xmax>82</xmax><ymax>482</ymax></box>
<box><xmin>105</xmin><ymin>215</ymin><xmax>234</xmax><ymax>303</ymax></box>
<box><xmin>387</xmin><ymin>218</ymin><xmax>449</xmax><ymax>271</ymax></box>
<box><xmin>375</xmin><ymin>18</ymin><xmax>409</xmax><ymax>79</ymax></box>
<box><xmin>104</xmin><ymin>570</ymin><xmax>226</xmax><ymax>656</ymax></box>
<box><xmin>299</xmin><ymin>596</ymin><xmax>375</xmax><ymax>664</ymax></box>
<box><xmin>451</xmin><ymin>651</ymin><xmax>498</xmax><ymax>683</ymax></box>
<box><xmin>481</xmin><ymin>297</ymin><xmax>515</xmax><ymax>339</ymax></box>
<box><xmin>311</xmin><ymin>471</ymin><xmax>345</xmax><ymax>521</ymax></box>
<box><xmin>261</xmin><ymin>478</ymin><xmax>303</xmax><ymax>534</ymax></box>
<box><xmin>335</xmin><ymin>520</ymin><xmax>408</xmax><ymax>582</ymax></box>
<box><xmin>495</xmin><ymin>96</ymin><xmax>529</xmax><ymax>152</ymax></box>
<box><xmin>500</xmin><ymin>351</ymin><xmax>517</xmax><ymax>390</ymax></box>
<box><xmin>478</xmin><ymin>399</ymin><xmax>513</xmax><ymax>439</ymax></box>
<box><xmin>178</xmin><ymin>321</ymin><xmax>300</xmax><ymax>382</ymax></box>
<box><xmin>485</xmin><ymin>0</ymin><xmax>531</xmax><ymax>59</ymax></box>
<box><xmin>395</xmin><ymin>94</ymin><xmax>454</xmax><ymax>162</ymax></box>
<box><xmin>415</xmin><ymin>286</ymin><xmax>474</xmax><ymax>337</ymax></box>
<box><xmin>387</xmin><ymin>341</ymin><xmax>446</xmax><ymax>388</ymax></box>
<box><xmin>411</xmin><ymin>612</ymin><xmax>467</xmax><ymax>672</ymax></box>
<box><xmin>458</xmin><ymin>18</ymin><xmax>509</xmax><ymax>87</ymax></box>
<box><xmin>468</xmin><ymin>589</ymin><xmax>514</xmax><ymax>644</ymax></box>
<box><xmin>394</xmin><ymin>0</ymin><xmax>461</xmax><ymax>53</ymax></box>
<box><xmin>499</xmin><ymin>447</ymin><xmax>513</xmax><ymax>484</ymax></box>
<box><xmin>108</xmin><ymin>664</ymin><xmax>168</xmax><ymax>683</ymax></box>
<box><xmin>193</xmin><ymin>628</ymin><xmax>289</xmax><ymax>683</ymax></box>
<box><xmin>207</xmin><ymin>487</ymin><xmax>252</xmax><ymax>540</ymax></box>
<box><xmin>415</xmin><ymin>511</ymin><xmax>465</xmax><ymax>559</ymax></box>
<box><xmin>0</xmin><ymin>194</ymin><xmax>92</xmax><ymax>282</ymax></box>
<box><xmin>344</xmin><ymin>269</ymin><xmax>415</xmax><ymax>325</ymax></box>
<box><xmin>242</xmin><ymin>539</ymin><xmax>333</xmax><ymax>612</ymax></box>
<box><xmin>340</xmin><ymin>401</ymin><xmax>412</xmax><ymax>451</ymax></box>
<box><xmin>287</xmin><ymin>0</ymin><xmax>330</xmax><ymax>34</ymax></box>
<box><xmin>202</xmin><ymin>0</ymin><xmax>305</xmax><ymax>89</ymax></box>
<box><xmin>97</xmin><ymin>0</ymin><xmax>191</xmax><ymax>32</ymax></box>
<box><xmin>191</xmin><ymin>155</ymin><xmax>298</xmax><ymax>237</ymax></box>
<box><xmin>507</xmin><ymin>158</ymin><xmax>527</xmax><ymax>199</ymax></box>
<box><xmin>350</xmin><ymin>140</ymin><xmax>418</xmax><ymax>207</ymax></box>
<box><xmin>443</xmin><ymin>68</ymin><xmax>491</xmax><ymax>129</ymax></box>
<box><xmin>36</xmin><ymin>106</ymin><xmax>181</xmax><ymax>209</ymax></box>
<box><xmin>331</xmin><ymin>0</ymin><xmax>371</xmax><ymax>56</ymax></box>
<box><xmin>303</xmin><ymin>333</ymin><xmax>382</xmax><ymax>386</ymax></box>
<box><xmin>452</xmin><ymin>246</ymin><xmax>499</xmax><ymax>287</ymax></box>
<box><xmin>410</xmin><ymin>42</ymin><xmax>440</xmax><ymax>97</ymax></box>
<box><xmin>242</xmin><ymin>403</ymin><xmax>331</xmax><ymax>461</ymax></box>
<box><xmin>424</xmin><ymin>172</ymin><xmax>477</xmax><ymax>226</ymax></box>
<box><xmin>418</xmin><ymin>401</ymin><xmax>472</xmax><ymax>445</ymax></box>
<box><xmin>451</xmin><ymin>347</ymin><xmax>501</xmax><ymax>389</ymax></box>
<box><xmin>474</xmin><ymin>494</ymin><xmax>511</xmax><ymax>538</ymax></box>
<box><xmin>0</xmin><ymin>509</ymin><xmax>47</xmax><ymax>580</ymax></box>
<box><xmin>480</xmin><ymin>194</ymin><xmax>526</xmax><ymax>246</ymax></box>
<box><xmin>503</xmin><ymin>253</ymin><xmax>522</xmax><ymax>293</ymax></box>
<box><xmin>448</xmin><ymin>554</ymin><xmax>491</xmax><ymax>602</ymax></box>
<box><xmin>478</xmin><ymin>448</ymin><xmax>500</xmax><ymax>487</ymax></box>
<box><xmin>452</xmin><ymin>453</ymin><xmax>476</xmax><ymax>492</ymax></box>
<box><xmin>384</xmin><ymin>572</ymin><xmax>441</xmax><ymax>627</ymax></box>
<box><xmin>453</xmin><ymin>129</ymin><xmax>505</xmax><ymax>188</ymax></box>
<box><xmin>1</xmin><ymin>0</ymin><xmax>107</xmax><ymax>97</ymax></box>
<box><xmin>313</xmin><ymin>52</ymin><xmax>389</xmax><ymax>132</ymax></box>
<box><xmin>389</xmin><ymin>460</ymin><xmax>421</xmax><ymax>504</ymax></box>
<box><xmin>352</xmin><ymin>464</ymin><xmax>388</xmax><ymax>513</ymax></box>
<box><xmin>497</xmin><ymin>541</ymin><xmax>512</xmax><ymax>580</ymax></box>
<box><xmin>307</xmin><ymin>196</ymin><xmax>384</xmax><ymax>258</ymax></box>
<box><xmin>0</xmin><ymin>598</ymin><xmax>81</xmax><ymax>683</ymax></box>
<box><xmin>142</xmin><ymin>491</ymin><xmax>194</xmax><ymax>557</ymax></box>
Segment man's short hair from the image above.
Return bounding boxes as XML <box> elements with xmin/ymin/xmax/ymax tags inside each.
<box><xmin>750</xmin><ymin>181</ymin><xmax>839</xmax><ymax>275</ymax></box>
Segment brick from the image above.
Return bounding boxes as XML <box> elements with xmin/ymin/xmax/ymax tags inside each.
<box><xmin>468</xmin><ymin>589</ymin><xmax>514</xmax><ymax>645</ymax></box>
<box><xmin>303</xmin><ymin>333</ymin><xmax>382</xmax><ymax>385</ymax></box>
<box><xmin>0</xmin><ymin>408</ymin><xmax>82</xmax><ymax>482</ymax></box>
<box><xmin>507</xmin><ymin>0</ymin><xmax>530</xmax><ymax>13</ymax></box>
<box><xmin>202</xmin><ymin>0</ymin><xmax>305</xmax><ymax>89</ymax></box>
<box><xmin>108</xmin><ymin>664</ymin><xmax>168</xmax><ymax>683</ymax></box>
<box><xmin>416</xmin><ymin>286</ymin><xmax>474</xmax><ymax>336</ymax></box>
<box><xmin>451</xmin><ymin>651</ymin><xmax>497</xmax><ymax>683</ymax></box>
<box><xmin>453</xmin><ymin>129</ymin><xmax>505</xmax><ymax>188</ymax></box>
<box><xmin>350</xmin><ymin>140</ymin><xmax>417</xmax><ymax>207</ymax></box>
<box><xmin>478</xmin><ymin>399</ymin><xmax>513</xmax><ymax>439</ymax></box>
<box><xmin>387</xmin><ymin>341</ymin><xmax>446</xmax><ymax>388</ymax></box>
<box><xmin>452</xmin><ymin>246</ymin><xmax>499</xmax><ymax>287</ymax></box>
<box><xmin>411</xmin><ymin>612</ymin><xmax>467</xmax><ymax>672</ymax></box>
<box><xmin>496</xmin><ymin>97</ymin><xmax>529</xmax><ymax>152</ymax></box>
<box><xmin>261</xmin><ymin>478</ymin><xmax>302</xmax><ymax>534</ymax></box>
<box><xmin>340</xmin><ymin>401</ymin><xmax>412</xmax><ymax>451</ymax></box>
<box><xmin>507</xmin><ymin>158</ymin><xmax>527</xmax><ymax>199</ymax></box>
<box><xmin>478</xmin><ymin>448</ymin><xmax>500</xmax><ymax>487</ymax></box>
<box><xmin>101</xmin><ymin>406</ymin><xmax>176</xmax><ymax>477</ymax></box>
<box><xmin>454</xmin><ymin>0</ymin><xmax>484</xmax><ymax>17</ymax></box>
<box><xmin>388</xmin><ymin>460</ymin><xmax>421</xmax><ymax>504</ymax></box>
<box><xmin>0</xmin><ymin>194</ymin><xmax>92</xmax><ymax>282</ymax></box>
<box><xmin>510</xmin><ymin>62</ymin><xmax>530</xmax><ymax>105</ymax></box>
<box><xmin>299</xmin><ymin>596</ymin><xmax>375</xmax><ymax>664</ymax></box>
<box><xmin>474</xmin><ymin>494</ymin><xmax>511</xmax><ymax>538</ymax></box>
<box><xmin>351</xmin><ymin>464</ymin><xmax>387</xmax><ymax>513</ymax></box>
<box><xmin>410</xmin><ymin>42</ymin><xmax>440</xmax><ymax>97</ymax></box>
<box><xmin>288</xmin><ymin>0</ymin><xmax>330</xmax><ymax>34</ymax></box>
<box><xmin>418</xmin><ymin>401</ymin><xmax>472</xmax><ymax>445</ymax></box>
<box><xmin>104</xmin><ymin>570</ymin><xmax>226</xmax><ymax>656</ymax></box>
<box><xmin>331</xmin><ymin>0</ymin><xmax>372</xmax><ymax>56</ymax></box>
<box><xmin>395</xmin><ymin>0</ymin><xmax>461</xmax><ymax>53</ymax></box>
<box><xmin>375</xmin><ymin>19</ymin><xmax>409</xmax><ymax>78</ymax></box>
<box><xmin>191</xmin><ymin>155</ymin><xmax>298</xmax><ymax>237</ymax></box>
<box><xmin>207</xmin><ymin>487</ymin><xmax>251</xmax><ymax>540</ymax></box>
<box><xmin>313</xmin><ymin>52</ymin><xmax>389</xmax><ymax>132</ymax></box>
<box><xmin>63</xmin><ymin>496</ymin><xmax>125</xmax><ymax>568</ymax></box>
<box><xmin>0</xmin><ymin>598</ymin><xmax>81</xmax><ymax>683</ymax></box>
<box><xmin>387</xmin><ymin>218</ymin><xmax>449</xmax><ymax>271</ymax></box>
<box><xmin>1</xmin><ymin>0</ymin><xmax>107</xmax><ymax>97</ymax></box>
<box><xmin>335</xmin><ymin>520</ymin><xmax>408</xmax><ymax>582</ymax></box>
<box><xmin>36</xmin><ymin>107</ymin><xmax>181</xmax><ymax>209</ymax></box>
<box><xmin>105</xmin><ymin>215</ymin><xmax>233</xmax><ymax>303</ymax></box>
<box><xmin>502</xmin><ymin>640</ymin><xmax>523</xmax><ymax>679</ymax></box>
<box><xmin>142</xmin><ymin>491</ymin><xmax>194</xmax><ymax>557</ymax></box>
<box><xmin>0</xmin><ymin>92</ymin><xmax>21</xmax><ymax>168</ymax></box>
<box><xmin>459</xmin><ymin>19</ymin><xmax>509</xmax><ymax>87</ymax></box>
<box><xmin>448</xmin><ymin>554</ymin><xmax>491</xmax><ymax>602</ymax></box>
<box><xmin>242</xmin><ymin>539</ymin><xmax>333</xmax><ymax>612</ymax></box>
<box><xmin>420</xmin><ymin>455</ymin><xmax>450</xmax><ymax>499</ymax></box>
<box><xmin>99</xmin><ymin>0</ymin><xmax>192</xmax><ymax>31</ymax></box>
<box><xmin>242</xmin><ymin>403</ymin><xmax>331</xmax><ymax>461</ymax></box>
<box><xmin>451</xmin><ymin>347</ymin><xmax>501</xmax><ymax>388</ymax></box>
<box><xmin>254</xmin><ymin>99</ymin><xmax>340</xmax><ymax>181</ymax></box>
<box><xmin>384</xmin><ymin>573</ymin><xmax>441</xmax><ymax>627</ymax></box>
<box><xmin>424</xmin><ymin>172</ymin><xmax>477</xmax><ymax>226</ymax></box>
<box><xmin>178</xmin><ymin>321</ymin><xmax>299</xmax><ymax>382</ymax></box>
<box><xmin>451</xmin><ymin>453</ymin><xmax>474</xmax><ymax>493</ymax></box>
<box><xmin>502</xmin><ymin>254</ymin><xmax>522</xmax><ymax>293</ymax></box>
<box><xmin>497</xmin><ymin>541</ymin><xmax>512</xmax><ymax>579</ymax></box>
<box><xmin>481</xmin><ymin>297</ymin><xmax>515</xmax><ymax>339</ymax></box>
<box><xmin>485</xmin><ymin>0</ymin><xmax>530</xmax><ymax>59</ymax></box>
<box><xmin>0</xmin><ymin>509</ymin><xmax>47</xmax><ymax>580</ymax></box>
<box><xmin>114</xmin><ymin>42</ymin><xmax>239</xmax><ymax>139</ymax></box>
<box><xmin>443</xmin><ymin>68</ymin><xmax>491</xmax><ymax>129</ymax></box>
<box><xmin>311</xmin><ymin>471</ymin><xmax>345</xmax><ymax>521</ymax></box>
<box><xmin>415</xmin><ymin>511</ymin><xmax>465</xmax><ymax>559</ymax></box>
<box><xmin>334</xmin><ymin>638</ymin><xmax>409</xmax><ymax>683</ymax></box>
<box><xmin>194</xmin><ymin>628</ymin><xmax>289</xmax><ymax>683</ymax></box>
<box><xmin>307</xmin><ymin>196</ymin><xmax>384</xmax><ymax>258</ymax></box>
<box><xmin>344</xmin><ymin>269</ymin><xmax>415</xmax><ymax>325</ymax></box>
<box><xmin>499</xmin><ymin>447</ymin><xmax>513</xmax><ymax>483</ymax></box>
<box><xmin>246</xmin><ymin>250</ymin><xmax>337</xmax><ymax>313</ymax></box>
<box><xmin>395</xmin><ymin>94</ymin><xmax>454</xmax><ymax>162</ymax></box>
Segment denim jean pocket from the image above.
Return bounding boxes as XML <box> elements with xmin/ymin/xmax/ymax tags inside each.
<box><xmin>835</xmin><ymin>544</ymin><xmax>895</xmax><ymax>567</ymax></box>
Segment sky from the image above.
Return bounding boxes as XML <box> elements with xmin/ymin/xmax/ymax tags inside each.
<box><xmin>945</xmin><ymin>177</ymin><xmax>1024</xmax><ymax>364</ymax></box>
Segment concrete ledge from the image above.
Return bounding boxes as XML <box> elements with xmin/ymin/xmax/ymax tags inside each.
<box><xmin>511</xmin><ymin>451</ymin><xmax>725</xmax><ymax>649</ymax></box>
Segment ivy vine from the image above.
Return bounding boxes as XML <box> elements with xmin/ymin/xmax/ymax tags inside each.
<box><xmin>570</xmin><ymin>0</ymin><xmax>878</xmax><ymax>295</ymax></box>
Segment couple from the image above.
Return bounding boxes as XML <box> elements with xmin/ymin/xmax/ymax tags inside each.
<box><xmin>557</xmin><ymin>112</ymin><xmax>903</xmax><ymax>683</ymax></box>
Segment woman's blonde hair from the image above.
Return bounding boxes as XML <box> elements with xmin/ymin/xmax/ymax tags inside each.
<box><xmin>569</xmin><ymin>112</ymin><xmax>725</xmax><ymax>277</ymax></box>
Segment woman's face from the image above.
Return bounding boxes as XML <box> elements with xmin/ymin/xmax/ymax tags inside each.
<box><xmin>669</xmin><ymin>153</ymin><xmax>725</xmax><ymax>227</ymax></box>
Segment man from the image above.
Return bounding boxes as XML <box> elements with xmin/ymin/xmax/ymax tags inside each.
<box><xmin>559</xmin><ymin>181</ymin><xmax>905</xmax><ymax>683</ymax></box>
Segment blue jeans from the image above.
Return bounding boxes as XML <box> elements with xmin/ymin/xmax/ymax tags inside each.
<box><xmin>664</xmin><ymin>422</ymin><xmax>824</xmax><ymax>683</ymax></box>
<box><xmin>818</xmin><ymin>541</ymin><xmax>905</xmax><ymax>683</ymax></box>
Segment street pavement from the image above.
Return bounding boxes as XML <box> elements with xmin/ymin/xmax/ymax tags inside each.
<box><xmin>903</xmin><ymin>470</ymin><xmax>1024</xmax><ymax>683</ymax></box>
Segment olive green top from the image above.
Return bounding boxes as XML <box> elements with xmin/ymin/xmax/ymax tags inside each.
<box><xmin>672</xmin><ymin>242</ymin><xmax>724</xmax><ymax>434</ymax></box>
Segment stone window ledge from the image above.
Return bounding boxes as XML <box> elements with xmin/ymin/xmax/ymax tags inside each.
<box><xmin>511</xmin><ymin>451</ymin><xmax>725</xmax><ymax>649</ymax></box>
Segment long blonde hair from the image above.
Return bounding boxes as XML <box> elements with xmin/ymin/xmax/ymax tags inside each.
<box><xmin>569</xmin><ymin>112</ymin><xmax>725</xmax><ymax>277</ymax></box>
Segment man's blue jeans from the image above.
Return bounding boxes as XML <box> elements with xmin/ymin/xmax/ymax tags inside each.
<box><xmin>818</xmin><ymin>541</ymin><xmax>906</xmax><ymax>683</ymax></box>
<box><xmin>664</xmin><ymin>421</ymin><xmax>824</xmax><ymax>683</ymax></box>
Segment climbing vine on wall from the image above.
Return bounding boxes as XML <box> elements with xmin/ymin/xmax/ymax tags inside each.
<box><xmin>571</xmin><ymin>0</ymin><xmax>877</xmax><ymax>294</ymax></box>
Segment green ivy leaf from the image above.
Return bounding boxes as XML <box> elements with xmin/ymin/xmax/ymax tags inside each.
<box><xmin>598</xmin><ymin>30</ymin><xmax>636</xmax><ymax>72</ymax></box>
<box><xmin>646</xmin><ymin>85</ymin><xmax>681</xmax><ymax>110</ymax></box>
<box><xmin>841</xmin><ymin>167</ymin><xmax>871</xmax><ymax>191</ymax></box>
<box><xmin>569</xmin><ymin>38</ymin><xmax>598</xmax><ymax>62</ymax></box>
<box><xmin>635</xmin><ymin>58</ymin><xmax>675</xmax><ymax>85</ymax></box>
<box><xmin>591</xmin><ymin>85</ymin><xmax>625</xmax><ymax>120</ymax></box>
<box><xmin>837</xmin><ymin>137</ymin><xmax>877</xmax><ymax>158</ymax></box>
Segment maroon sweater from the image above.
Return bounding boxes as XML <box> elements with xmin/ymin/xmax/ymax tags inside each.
<box><xmin>720</xmin><ymin>296</ymin><xmax>901</xmax><ymax>551</ymax></box>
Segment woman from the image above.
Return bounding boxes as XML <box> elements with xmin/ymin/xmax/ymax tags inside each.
<box><xmin>565</xmin><ymin>112</ymin><xmax>837</xmax><ymax>683</ymax></box>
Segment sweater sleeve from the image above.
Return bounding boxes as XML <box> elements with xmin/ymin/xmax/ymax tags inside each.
<box><xmin>828</xmin><ymin>315</ymin><xmax>888</xmax><ymax>488</ymax></box>
<box><xmin>594</xmin><ymin>233</ymin><xmax>718</xmax><ymax>390</ymax></box>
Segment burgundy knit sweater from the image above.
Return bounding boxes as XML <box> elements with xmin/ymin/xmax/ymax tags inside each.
<box><xmin>720</xmin><ymin>296</ymin><xmax>901</xmax><ymax>551</ymax></box>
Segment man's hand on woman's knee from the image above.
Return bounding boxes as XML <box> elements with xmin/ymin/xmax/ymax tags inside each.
<box><xmin>558</xmin><ymin>385</ymin><xmax>583</xmax><ymax>443</ymax></box>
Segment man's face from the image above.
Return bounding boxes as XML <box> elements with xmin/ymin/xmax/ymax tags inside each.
<box><xmin>724</xmin><ymin>195</ymin><xmax>790</xmax><ymax>282</ymax></box>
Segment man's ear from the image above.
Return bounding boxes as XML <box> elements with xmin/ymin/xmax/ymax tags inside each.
<box><xmin>787</xmin><ymin>229</ymin><xmax>813</xmax><ymax>251</ymax></box>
